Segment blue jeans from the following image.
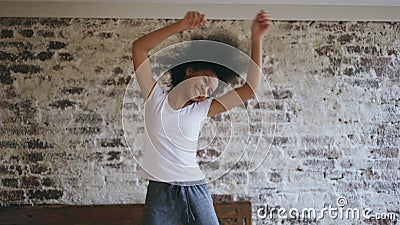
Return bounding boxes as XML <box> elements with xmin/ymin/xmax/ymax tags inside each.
<box><xmin>141</xmin><ymin>179</ymin><xmax>220</xmax><ymax>225</ymax></box>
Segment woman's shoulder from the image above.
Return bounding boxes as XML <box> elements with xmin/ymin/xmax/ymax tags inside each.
<box><xmin>147</xmin><ymin>82</ymin><xmax>167</xmax><ymax>100</ymax></box>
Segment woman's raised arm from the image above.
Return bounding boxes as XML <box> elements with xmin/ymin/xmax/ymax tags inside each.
<box><xmin>208</xmin><ymin>10</ymin><xmax>272</xmax><ymax>117</ymax></box>
<box><xmin>132</xmin><ymin>11</ymin><xmax>207</xmax><ymax>100</ymax></box>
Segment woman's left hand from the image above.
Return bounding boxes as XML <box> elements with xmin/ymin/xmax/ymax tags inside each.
<box><xmin>251</xmin><ymin>10</ymin><xmax>272</xmax><ymax>38</ymax></box>
<box><xmin>179</xmin><ymin>11</ymin><xmax>207</xmax><ymax>31</ymax></box>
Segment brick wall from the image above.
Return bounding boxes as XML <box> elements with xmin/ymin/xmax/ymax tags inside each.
<box><xmin>0</xmin><ymin>17</ymin><xmax>399</xmax><ymax>224</ymax></box>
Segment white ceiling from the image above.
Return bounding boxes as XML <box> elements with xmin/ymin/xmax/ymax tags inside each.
<box><xmin>0</xmin><ymin>0</ymin><xmax>399</xmax><ymax>20</ymax></box>
<box><xmin>1</xmin><ymin>0</ymin><xmax>400</xmax><ymax>6</ymax></box>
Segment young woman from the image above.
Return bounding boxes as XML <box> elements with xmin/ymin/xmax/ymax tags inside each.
<box><xmin>132</xmin><ymin>10</ymin><xmax>271</xmax><ymax>225</ymax></box>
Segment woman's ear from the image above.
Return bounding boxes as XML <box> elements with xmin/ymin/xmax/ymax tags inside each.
<box><xmin>185</xmin><ymin>67</ymin><xmax>193</xmax><ymax>78</ymax></box>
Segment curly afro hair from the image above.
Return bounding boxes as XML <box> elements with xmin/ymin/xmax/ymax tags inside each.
<box><xmin>169</xmin><ymin>61</ymin><xmax>238</xmax><ymax>93</ymax></box>
<box><xmin>167</xmin><ymin>32</ymin><xmax>246</xmax><ymax>94</ymax></box>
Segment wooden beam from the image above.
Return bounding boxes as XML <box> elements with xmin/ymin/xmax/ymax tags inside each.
<box><xmin>0</xmin><ymin>201</ymin><xmax>252</xmax><ymax>225</ymax></box>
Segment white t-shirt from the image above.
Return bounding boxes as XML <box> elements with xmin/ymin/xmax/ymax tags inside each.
<box><xmin>140</xmin><ymin>83</ymin><xmax>213</xmax><ymax>182</ymax></box>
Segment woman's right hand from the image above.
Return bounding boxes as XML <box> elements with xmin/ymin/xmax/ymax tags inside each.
<box><xmin>179</xmin><ymin>11</ymin><xmax>207</xmax><ymax>30</ymax></box>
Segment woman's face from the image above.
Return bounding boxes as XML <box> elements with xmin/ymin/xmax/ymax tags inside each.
<box><xmin>183</xmin><ymin>67</ymin><xmax>219</xmax><ymax>102</ymax></box>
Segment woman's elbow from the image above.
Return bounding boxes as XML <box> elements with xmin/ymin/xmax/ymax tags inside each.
<box><xmin>244</xmin><ymin>83</ymin><xmax>259</xmax><ymax>98</ymax></box>
<box><xmin>132</xmin><ymin>40</ymin><xmax>145</xmax><ymax>53</ymax></box>
<box><xmin>240</xmin><ymin>86</ymin><xmax>257</xmax><ymax>102</ymax></box>
<box><xmin>132</xmin><ymin>41</ymin><xmax>140</xmax><ymax>52</ymax></box>
<box><xmin>244</xmin><ymin>91</ymin><xmax>256</xmax><ymax>102</ymax></box>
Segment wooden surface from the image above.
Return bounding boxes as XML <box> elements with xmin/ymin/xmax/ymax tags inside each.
<box><xmin>0</xmin><ymin>201</ymin><xmax>251</xmax><ymax>225</ymax></box>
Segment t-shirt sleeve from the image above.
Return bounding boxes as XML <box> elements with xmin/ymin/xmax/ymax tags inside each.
<box><xmin>198</xmin><ymin>97</ymin><xmax>214</xmax><ymax>118</ymax></box>
<box><xmin>197</xmin><ymin>97</ymin><xmax>213</xmax><ymax>128</ymax></box>
<box><xmin>146</xmin><ymin>82</ymin><xmax>165</xmax><ymax>104</ymax></box>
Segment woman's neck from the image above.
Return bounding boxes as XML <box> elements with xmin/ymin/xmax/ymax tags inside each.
<box><xmin>167</xmin><ymin>89</ymin><xmax>192</xmax><ymax>110</ymax></box>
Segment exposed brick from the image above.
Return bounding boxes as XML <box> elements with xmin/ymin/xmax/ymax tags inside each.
<box><xmin>39</xmin><ymin>18</ymin><xmax>70</xmax><ymax>27</ymax></box>
<box><xmin>21</xmin><ymin>176</ymin><xmax>41</xmax><ymax>188</ymax></box>
<box><xmin>0</xmin><ymin>18</ymin><xmax>37</xmax><ymax>26</ymax></box>
<box><xmin>348</xmin><ymin>46</ymin><xmax>380</xmax><ymax>55</ymax></box>
<box><xmin>0</xmin><ymin>190</ymin><xmax>25</xmax><ymax>201</ymax></box>
<box><xmin>370</xmin><ymin>147</ymin><xmax>399</xmax><ymax>158</ymax></box>
<box><xmin>212</xmin><ymin>194</ymin><xmax>233</xmax><ymax>202</ymax></box>
<box><xmin>296</xmin><ymin>149</ymin><xmax>324</xmax><ymax>158</ymax></box>
<box><xmin>116</xmin><ymin>76</ymin><xmax>130</xmax><ymax>85</ymax></box>
<box><xmin>361</xmin><ymin>57</ymin><xmax>392</xmax><ymax>67</ymax></box>
<box><xmin>344</xmin><ymin>78</ymin><xmax>380</xmax><ymax>89</ymax></box>
<box><xmin>335</xmin><ymin>180</ymin><xmax>370</xmax><ymax>192</ymax></box>
<box><xmin>269</xmin><ymin>171</ymin><xmax>282</xmax><ymax>183</ymax></box>
<box><xmin>10</xmin><ymin>64</ymin><xmax>42</xmax><ymax>74</ymax></box>
<box><xmin>315</xmin><ymin>45</ymin><xmax>336</xmax><ymax>56</ymax></box>
<box><xmin>7</xmin><ymin>154</ymin><xmax>24</xmax><ymax>165</ymax></box>
<box><xmin>367</xmin><ymin>159</ymin><xmax>399</xmax><ymax>170</ymax></box>
<box><xmin>66</xmin><ymin>127</ymin><xmax>101</xmax><ymax>135</ymax></box>
<box><xmin>49</xmin><ymin>99</ymin><xmax>76</xmax><ymax>109</ymax></box>
<box><xmin>25</xmin><ymin>139</ymin><xmax>53</xmax><ymax>149</ymax></box>
<box><xmin>2</xmin><ymin>178</ymin><xmax>19</xmax><ymax>188</ymax></box>
<box><xmin>343</xmin><ymin>67</ymin><xmax>362</xmax><ymax>76</ymax></box>
<box><xmin>94</xmin><ymin>66</ymin><xmax>104</xmax><ymax>73</ymax></box>
<box><xmin>74</xmin><ymin>113</ymin><xmax>102</xmax><ymax>124</ymax></box>
<box><xmin>0</xmin><ymin>165</ymin><xmax>15</xmax><ymax>175</ymax></box>
<box><xmin>346</xmin><ymin>45</ymin><xmax>362</xmax><ymax>54</ymax></box>
<box><xmin>220</xmin><ymin>171</ymin><xmax>248</xmax><ymax>185</ymax></box>
<box><xmin>337</xmin><ymin>33</ymin><xmax>353</xmax><ymax>44</ymax></box>
<box><xmin>37</xmin><ymin>51</ymin><xmax>54</xmax><ymax>61</ymax></box>
<box><xmin>272</xmin><ymin>90</ymin><xmax>292</xmax><ymax>99</ymax></box>
<box><xmin>37</xmin><ymin>30</ymin><xmax>54</xmax><ymax>38</ymax></box>
<box><xmin>301</xmin><ymin>136</ymin><xmax>335</xmax><ymax>146</ymax></box>
<box><xmin>19</xmin><ymin>51</ymin><xmax>34</xmax><ymax>60</ymax></box>
<box><xmin>1</xmin><ymin>86</ymin><xmax>18</xmax><ymax>98</ymax></box>
<box><xmin>0</xmin><ymin>140</ymin><xmax>18</xmax><ymax>148</ymax></box>
<box><xmin>42</xmin><ymin>177</ymin><xmax>56</xmax><ymax>187</ymax></box>
<box><xmin>107</xmin><ymin>151</ymin><xmax>121</xmax><ymax>161</ymax></box>
<box><xmin>87</xmin><ymin>152</ymin><xmax>103</xmax><ymax>161</ymax></box>
<box><xmin>52</xmin><ymin>64</ymin><xmax>64</xmax><ymax>71</ymax></box>
<box><xmin>272</xmin><ymin>137</ymin><xmax>289</xmax><ymax>146</ymax></box>
<box><xmin>102</xmin><ymin>79</ymin><xmax>115</xmax><ymax>86</ymax></box>
<box><xmin>113</xmin><ymin>67</ymin><xmax>123</xmax><ymax>75</ymax></box>
<box><xmin>19</xmin><ymin>29</ymin><xmax>34</xmax><ymax>38</ymax></box>
<box><xmin>14</xmin><ymin>165</ymin><xmax>23</xmax><ymax>176</ymax></box>
<box><xmin>105</xmin><ymin>163</ymin><xmax>123</xmax><ymax>169</ymax></box>
<box><xmin>371</xmin><ymin>181</ymin><xmax>400</xmax><ymax>193</ymax></box>
<box><xmin>28</xmin><ymin>189</ymin><xmax>63</xmax><ymax>200</ymax></box>
<box><xmin>0</xmin><ymin>100</ymin><xmax>14</xmax><ymax>109</ymax></box>
<box><xmin>48</xmin><ymin>41</ymin><xmax>67</xmax><ymax>50</ymax></box>
<box><xmin>263</xmin><ymin>67</ymin><xmax>274</xmax><ymax>75</ymax></box>
<box><xmin>0</xmin><ymin>41</ymin><xmax>32</xmax><ymax>50</ymax></box>
<box><xmin>324</xmin><ymin>170</ymin><xmax>343</xmax><ymax>180</ymax></box>
<box><xmin>30</xmin><ymin>164</ymin><xmax>49</xmax><ymax>174</ymax></box>
<box><xmin>0</xmin><ymin>51</ymin><xmax>17</xmax><ymax>60</ymax></box>
<box><xmin>100</xmin><ymin>138</ymin><xmax>125</xmax><ymax>148</ymax></box>
<box><xmin>26</xmin><ymin>152</ymin><xmax>44</xmax><ymax>162</ymax></box>
<box><xmin>302</xmin><ymin>159</ymin><xmax>335</xmax><ymax>171</ymax></box>
<box><xmin>62</xmin><ymin>87</ymin><xmax>85</xmax><ymax>95</ymax></box>
<box><xmin>99</xmin><ymin>32</ymin><xmax>115</xmax><ymax>39</ymax></box>
<box><xmin>0</xmin><ymin>65</ymin><xmax>13</xmax><ymax>84</ymax></box>
<box><xmin>1</xmin><ymin>29</ymin><xmax>13</xmax><ymax>38</ymax></box>
<box><xmin>58</xmin><ymin>52</ymin><xmax>73</xmax><ymax>61</ymax></box>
